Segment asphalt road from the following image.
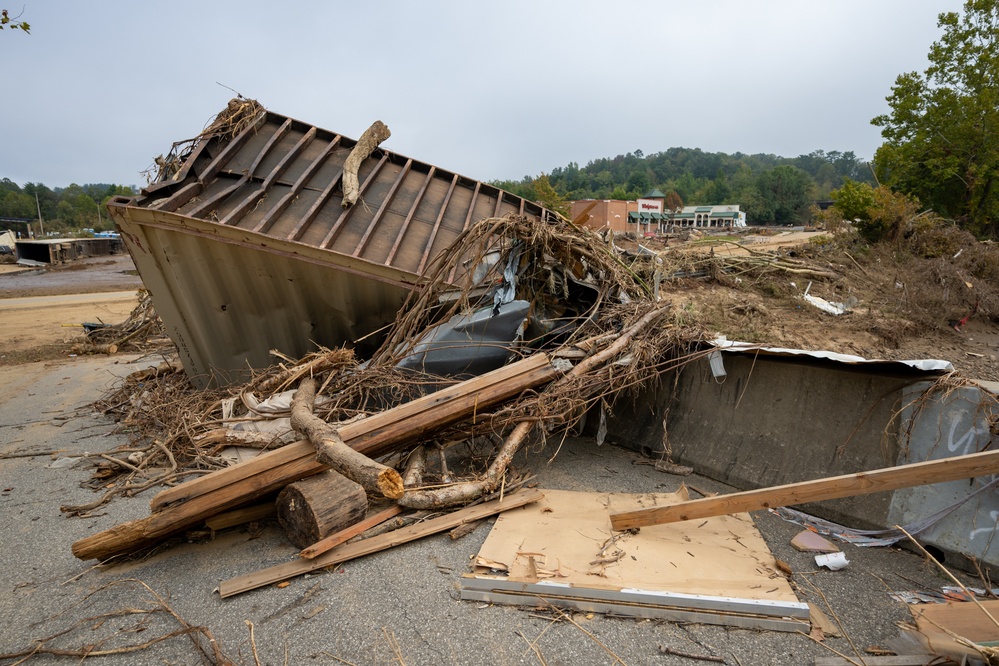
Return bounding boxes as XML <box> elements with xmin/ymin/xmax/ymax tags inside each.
<box><xmin>0</xmin><ymin>354</ymin><xmax>967</xmax><ymax>666</ymax></box>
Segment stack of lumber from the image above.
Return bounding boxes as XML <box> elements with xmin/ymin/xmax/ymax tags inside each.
<box><xmin>72</xmin><ymin>353</ymin><xmax>559</xmax><ymax>562</ymax></box>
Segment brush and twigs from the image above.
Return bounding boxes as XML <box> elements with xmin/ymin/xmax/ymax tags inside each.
<box><xmin>398</xmin><ymin>302</ymin><xmax>705</xmax><ymax>509</ymax></box>
<box><xmin>78</xmin><ymin>347</ymin><xmax>455</xmax><ymax>513</ymax></box>
<box><xmin>145</xmin><ymin>97</ymin><xmax>264</xmax><ymax>184</ymax></box>
<box><xmin>0</xmin><ymin>579</ymin><xmax>235</xmax><ymax>665</ymax></box>
<box><xmin>660</xmin><ymin>243</ymin><xmax>840</xmax><ymax>283</ymax></box>
<box><xmin>80</xmin><ymin>213</ymin><xmax>709</xmax><ymax>514</ymax></box>
<box><xmin>370</xmin><ymin>214</ymin><xmax>659</xmax><ymax>368</ymax></box>
<box><xmin>75</xmin><ymin>289</ymin><xmax>170</xmax><ymax>355</ymax></box>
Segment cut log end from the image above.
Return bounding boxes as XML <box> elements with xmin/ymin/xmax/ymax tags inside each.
<box><xmin>377</xmin><ymin>468</ymin><xmax>405</xmax><ymax>500</ymax></box>
<box><xmin>276</xmin><ymin>471</ymin><xmax>368</xmax><ymax>549</ymax></box>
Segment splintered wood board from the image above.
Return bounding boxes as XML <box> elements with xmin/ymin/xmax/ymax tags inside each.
<box><xmin>463</xmin><ymin>489</ymin><xmax>807</xmax><ymax>630</ymax></box>
<box><xmin>913</xmin><ymin>599</ymin><xmax>999</xmax><ymax>643</ymax></box>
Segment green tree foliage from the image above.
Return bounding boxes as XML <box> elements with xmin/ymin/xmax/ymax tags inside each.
<box><xmin>497</xmin><ymin>146</ymin><xmax>867</xmax><ymax>225</ymax></box>
<box><xmin>872</xmin><ymin>0</ymin><xmax>999</xmax><ymax>238</ymax></box>
<box><xmin>0</xmin><ymin>8</ymin><xmax>29</xmax><ymax>33</ymax></box>
<box><xmin>831</xmin><ymin>179</ymin><xmax>877</xmax><ymax>222</ymax></box>
<box><xmin>0</xmin><ymin>179</ymin><xmax>137</xmax><ymax>234</ymax></box>
<box><xmin>857</xmin><ymin>187</ymin><xmax>923</xmax><ymax>244</ymax></box>
<box><xmin>530</xmin><ymin>174</ymin><xmax>571</xmax><ymax>219</ymax></box>
<box><xmin>752</xmin><ymin>165</ymin><xmax>815</xmax><ymax>225</ymax></box>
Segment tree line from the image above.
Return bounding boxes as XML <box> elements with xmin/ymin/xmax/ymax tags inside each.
<box><xmin>493</xmin><ymin>149</ymin><xmax>875</xmax><ymax>227</ymax></box>
<box><xmin>0</xmin><ymin>179</ymin><xmax>137</xmax><ymax>236</ymax></box>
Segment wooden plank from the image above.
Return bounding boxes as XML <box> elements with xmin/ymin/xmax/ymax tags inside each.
<box><xmin>205</xmin><ymin>503</ymin><xmax>276</xmax><ymax>532</ymax></box>
<box><xmin>809</xmin><ymin>603</ymin><xmax>841</xmax><ymax>638</ymax></box>
<box><xmin>221</xmin><ymin>126</ymin><xmax>317</xmax><ymax>227</ymax></box>
<box><xmin>218</xmin><ymin>488</ymin><xmax>544</xmax><ymax>598</ymax></box>
<box><xmin>609</xmin><ymin>449</ymin><xmax>999</xmax><ymax>530</ymax></box>
<box><xmin>814</xmin><ymin>657</ymin><xmax>935</xmax><ymax>666</ymax></box>
<box><xmin>151</xmin><ymin>440</ymin><xmax>320</xmax><ymax>511</ymax></box>
<box><xmin>73</xmin><ymin>355</ymin><xmax>560</xmax><ymax>561</ymax></box>
<box><xmin>353</xmin><ymin>158</ymin><xmax>412</xmax><ymax>257</ymax></box>
<box><xmin>150</xmin><ymin>353</ymin><xmax>555</xmax><ymax>512</ymax></box>
<box><xmin>913</xmin><ymin>599</ymin><xmax>999</xmax><ymax>643</ymax></box>
<box><xmin>384</xmin><ymin>166</ymin><xmax>435</xmax><ymax>266</ymax></box>
<box><xmin>188</xmin><ymin>118</ymin><xmax>293</xmax><ymax>219</ymax></box>
<box><xmin>299</xmin><ymin>504</ymin><xmax>403</xmax><ymax>559</ymax></box>
<box><xmin>286</xmin><ymin>164</ymin><xmax>346</xmax><ymax>241</ymax></box>
<box><xmin>73</xmin><ymin>450</ymin><xmax>327</xmax><ymax>561</ymax></box>
<box><xmin>460</xmin><ymin>576</ymin><xmax>808</xmax><ymax>618</ymax></box>
<box><xmin>416</xmin><ymin>173</ymin><xmax>459</xmax><ymax>274</ymax></box>
<box><xmin>252</xmin><ymin>134</ymin><xmax>341</xmax><ymax>234</ymax></box>
<box><xmin>459</xmin><ymin>586</ymin><xmax>807</xmax><ymax>633</ymax></box>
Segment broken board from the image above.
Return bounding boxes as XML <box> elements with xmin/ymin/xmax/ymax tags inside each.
<box><xmin>461</xmin><ymin>488</ymin><xmax>809</xmax><ymax>632</ymax></box>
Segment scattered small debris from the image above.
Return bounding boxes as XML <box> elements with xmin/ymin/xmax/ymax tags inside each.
<box><xmin>815</xmin><ymin>552</ymin><xmax>850</xmax><ymax>570</ymax></box>
<box><xmin>791</xmin><ymin>530</ymin><xmax>840</xmax><ymax>553</ymax></box>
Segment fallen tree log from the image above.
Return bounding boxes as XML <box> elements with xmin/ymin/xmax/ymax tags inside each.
<box><xmin>608</xmin><ymin>448</ymin><xmax>999</xmax><ymax>530</ymax></box>
<box><xmin>276</xmin><ymin>470</ymin><xmax>368</xmax><ymax>549</ymax></box>
<box><xmin>149</xmin><ymin>353</ymin><xmax>555</xmax><ymax>513</ymax></box>
<box><xmin>72</xmin><ymin>353</ymin><xmax>560</xmax><ymax>561</ymax></box>
<box><xmin>290</xmin><ymin>377</ymin><xmax>403</xmax><ymax>499</ymax></box>
<box><xmin>342</xmin><ymin>120</ymin><xmax>390</xmax><ymax>208</ymax></box>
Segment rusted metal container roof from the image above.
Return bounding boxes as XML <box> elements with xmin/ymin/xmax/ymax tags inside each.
<box><xmin>108</xmin><ymin>100</ymin><xmax>556</xmax><ymax>385</ymax></box>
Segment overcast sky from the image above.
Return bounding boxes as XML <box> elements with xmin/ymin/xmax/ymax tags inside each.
<box><xmin>1</xmin><ymin>0</ymin><xmax>963</xmax><ymax>190</ymax></box>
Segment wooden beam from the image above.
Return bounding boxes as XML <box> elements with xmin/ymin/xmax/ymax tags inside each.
<box><xmin>204</xmin><ymin>503</ymin><xmax>276</xmax><ymax>532</ymax></box>
<box><xmin>609</xmin><ymin>449</ymin><xmax>999</xmax><ymax>531</ymax></box>
<box><xmin>299</xmin><ymin>505</ymin><xmax>403</xmax><ymax>559</ymax></box>
<box><xmin>814</xmin><ymin>657</ymin><xmax>935</xmax><ymax>666</ymax></box>
<box><xmin>150</xmin><ymin>352</ymin><xmax>555</xmax><ymax>511</ymax></box>
<box><xmin>570</xmin><ymin>201</ymin><xmax>598</xmax><ymax>227</ymax></box>
<box><xmin>218</xmin><ymin>488</ymin><xmax>544</xmax><ymax>598</ymax></box>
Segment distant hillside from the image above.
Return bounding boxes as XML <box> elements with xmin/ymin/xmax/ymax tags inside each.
<box><xmin>493</xmin><ymin>148</ymin><xmax>876</xmax><ymax>226</ymax></box>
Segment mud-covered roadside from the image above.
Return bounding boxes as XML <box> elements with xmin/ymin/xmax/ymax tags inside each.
<box><xmin>0</xmin><ymin>254</ymin><xmax>143</xmax><ymax>298</ymax></box>
<box><xmin>0</xmin><ymin>256</ymin><xmax>143</xmax><ymax>365</ymax></box>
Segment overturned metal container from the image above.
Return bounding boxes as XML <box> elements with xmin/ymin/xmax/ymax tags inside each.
<box><xmin>107</xmin><ymin>100</ymin><xmax>555</xmax><ymax>386</ymax></box>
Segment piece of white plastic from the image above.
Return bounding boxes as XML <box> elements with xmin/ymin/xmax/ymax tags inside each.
<box><xmin>814</xmin><ymin>552</ymin><xmax>850</xmax><ymax>570</ymax></box>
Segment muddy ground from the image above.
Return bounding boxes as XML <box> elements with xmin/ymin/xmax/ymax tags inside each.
<box><xmin>0</xmin><ymin>255</ymin><xmax>143</xmax><ymax>364</ymax></box>
<box><xmin>0</xmin><ymin>254</ymin><xmax>143</xmax><ymax>297</ymax></box>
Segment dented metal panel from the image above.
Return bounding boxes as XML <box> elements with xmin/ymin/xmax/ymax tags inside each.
<box><xmin>107</xmin><ymin>103</ymin><xmax>555</xmax><ymax>385</ymax></box>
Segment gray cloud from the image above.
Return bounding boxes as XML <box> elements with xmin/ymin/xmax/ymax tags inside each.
<box><xmin>1</xmin><ymin>0</ymin><xmax>963</xmax><ymax>187</ymax></box>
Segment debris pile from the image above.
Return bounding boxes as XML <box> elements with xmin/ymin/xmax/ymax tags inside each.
<box><xmin>56</xmin><ymin>100</ymin><xmax>999</xmax><ymax>662</ymax></box>
<box><xmin>70</xmin><ymin>212</ymin><xmax>707</xmax><ymax>562</ymax></box>
<box><xmin>72</xmin><ymin>289</ymin><xmax>169</xmax><ymax>355</ymax></box>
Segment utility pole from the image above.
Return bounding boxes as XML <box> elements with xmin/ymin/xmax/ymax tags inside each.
<box><xmin>35</xmin><ymin>192</ymin><xmax>44</xmax><ymax>237</ymax></box>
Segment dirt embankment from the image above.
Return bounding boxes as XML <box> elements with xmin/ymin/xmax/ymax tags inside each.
<box><xmin>0</xmin><ymin>255</ymin><xmax>144</xmax><ymax>364</ymax></box>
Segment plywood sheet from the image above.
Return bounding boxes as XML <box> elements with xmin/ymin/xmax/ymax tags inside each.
<box><xmin>472</xmin><ymin>488</ymin><xmax>799</xmax><ymax>604</ymax></box>
<box><xmin>913</xmin><ymin>599</ymin><xmax>999</xmax><ymax>643</ymax></box>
